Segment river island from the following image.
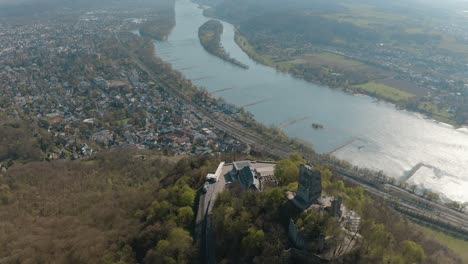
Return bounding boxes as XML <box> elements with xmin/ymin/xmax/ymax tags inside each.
<box><xmin>198</xmin><ymin>20</ymin><xmax>249</xmax><ymax>69</ymax></box>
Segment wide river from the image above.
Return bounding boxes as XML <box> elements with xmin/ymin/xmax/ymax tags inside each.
<box><xmin>152</xmin><ymin>0</ymin><xmax>468</xmax><ymax>203</ymax></box>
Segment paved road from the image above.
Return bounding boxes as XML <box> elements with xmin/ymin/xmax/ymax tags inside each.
<box><xmin>196</xmin><ymin>166</ymin><xmax>230</xmax><ymax>264</ymax></box>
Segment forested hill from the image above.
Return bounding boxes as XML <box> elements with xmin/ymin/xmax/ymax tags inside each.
<box><xmin>0</xmin><ymin>149</ymin><xmax>219</xmax><ymax>263</ymax></box>
<box><xmin>0</xmin><ymin>150</ymin><xmax>463</xmax><ymax>263</ymax></box>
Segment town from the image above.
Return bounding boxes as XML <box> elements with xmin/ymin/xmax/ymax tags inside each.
<box><xmin>0</xmin><ymin>5</ymin><xmax>248</xmax><ymax>162</ymax></box>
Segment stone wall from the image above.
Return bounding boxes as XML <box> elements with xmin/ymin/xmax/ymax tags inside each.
<box><xmin>288</xmin><ymin>218</ymin><xmax>306</xmax><ymax>250</ymax></box>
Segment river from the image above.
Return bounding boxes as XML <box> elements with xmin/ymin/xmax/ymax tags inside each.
<box><xmin>151</xmin><ymin>0</ymin><xmax>468</xmax><ymax>203</ymax></box>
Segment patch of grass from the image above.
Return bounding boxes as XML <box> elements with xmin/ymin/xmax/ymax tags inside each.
<box><xmin>277</xmin><ymin>52</ymin><xmax>365</xmax><ymax>71</ymax></box>
<box><xmin>419</xmin><ymin>226</ymin><xmax>468</xmax><ymax>263</ymax></box>
<box><xmin>354</xmin><ymin>81</ymin><xmax>415</xmax><ymax>102</ymax></box>
<box><xmin>275</xmin><ymin>60</ymin><xmax>297</xmax><ymax>71</ymax></box>
<box><xmin>315</xmin><ymin>52</ymin><xmax>363</xmax><ymax>67</ymax></box>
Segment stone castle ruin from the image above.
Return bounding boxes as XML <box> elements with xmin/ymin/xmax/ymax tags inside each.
<box><xmin>288</xmin><ymin>164</ymin><xmax>361</xmax><ymax>261</ymax></box>
<box><xmin>293</xmin><ymin>164</ymin><xmax>322</xmax><ymax>209</ymax></box>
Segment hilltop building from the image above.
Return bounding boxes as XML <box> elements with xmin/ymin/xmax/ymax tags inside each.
<box><xmin>202</xmin><ymin>160</ymin><xmax>278</xmax><ymax>192</ymax></box>
<box><xmin>231</xmin><ymin>161</ymin><xmax>259</xmax><ymax>190</ymax></box>
<box><xmin>229</xmin><ymin>161</ymin><xmax>278</xmax><ymax>190</ymax></box>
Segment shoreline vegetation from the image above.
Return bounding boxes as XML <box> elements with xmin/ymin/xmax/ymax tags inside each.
<box><xmin>198</xmin><ymin>20</ymin><xmax>249</xmax><ymax>69</ymax></box>
<box><xmin>233</xmin><ymin>31</ymin><xmax>462</xmax><ymax>127</ymax></box>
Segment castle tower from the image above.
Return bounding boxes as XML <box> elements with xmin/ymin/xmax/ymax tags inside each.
<box><xmin>294</xmin><ymin>164</ymin><xmax>322</xmax><ymax>209</ymax></box>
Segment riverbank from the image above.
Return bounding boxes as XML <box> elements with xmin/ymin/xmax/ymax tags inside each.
<box><xmin>198</xmin><ymin>20</ymin><xmax>249</xmax><ymax>69</ymax></box>
<box><xmin>152</xmin><ymin>0</ymin><xmax>468</xmax><ymax>204</ymax></box>
<box><xmin>234</xmin><ymin>31</ymin><xmax>461</xmax><ymax>127</ymax></box>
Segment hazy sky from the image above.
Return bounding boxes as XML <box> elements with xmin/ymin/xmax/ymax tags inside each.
<box><xmin>0</xmin><ymin>0</ymin><xmax>466</xmax><ymax>10</ymax></box>
<box><xmin>0</xmin><ymin>0</ymin><xmax>30</xmax><ymax>3</ymax></box>
<box><xmin>0</xmin><ymin>0</ymin><xmax>47</xmax><ymax>5</ymax></box>
<box><xmin>0</xmin><ymin>0</ymin><xmax>66</xmax><ymax>6</ymax></box>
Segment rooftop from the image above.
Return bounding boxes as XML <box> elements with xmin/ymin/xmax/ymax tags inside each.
<box><xmin>233</xmin><ymin>160</ymin><xmax>252</xmax><ymax>171</ymax></box>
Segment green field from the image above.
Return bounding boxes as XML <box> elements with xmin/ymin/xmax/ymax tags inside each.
<box><xmin>354</xmin><ymin>82</ymin><xmax>415</xmax><ymax>102</ymax></box>
<box><xmin>273</xmin><ymin>52</ymin><xmax>365</xmax><ymax>72</ymax></box>
<box><xmin>277</xmin><ymin>52</ymin><xmax>363</xmax><ymax>67</ymax></box>
<box><xmin>315</xmin><ymin>52</ymin><xmax>364</xmax><ymax>67</ymax></box>
<box><xmin>321</xmin><ymin>3</ymin><xmax>406</xmax><ymax>28</ymax></box>
<box><xmin>419</xmin><ymin>226</ymin><xmax>468</xmax><ymax>263</ymax></box>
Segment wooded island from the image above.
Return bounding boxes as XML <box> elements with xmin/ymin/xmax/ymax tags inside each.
<box><xmin>198</xmin><ymin>20</ymin><xmax>249</xmax><ymax>69</ymax></box>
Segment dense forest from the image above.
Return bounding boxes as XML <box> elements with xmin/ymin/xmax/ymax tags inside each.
<box><xmin>0</xmin><ymin>114</ymin><xmax>56</xmax><ymax>164</ymax></box>
<box><xmin>0</xmin><ymin>149</ymin><xmax>220</xmax><ymax>263</ymax></box>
